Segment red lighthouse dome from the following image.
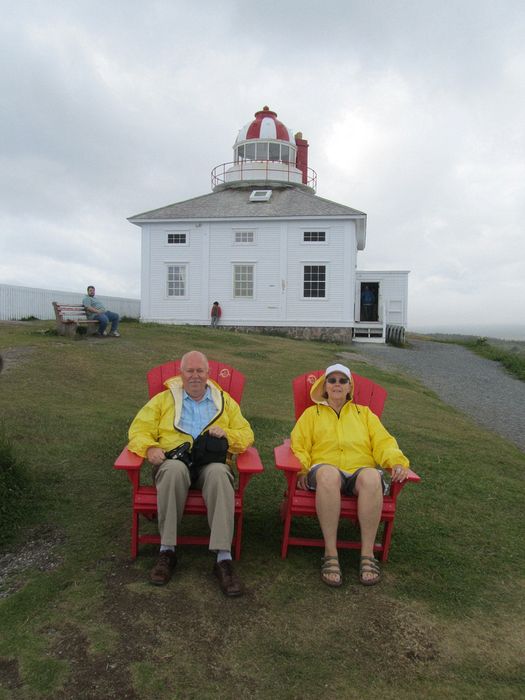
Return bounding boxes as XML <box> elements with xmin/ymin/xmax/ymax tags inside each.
<box><xmin>236</xmin><ymin>106</ymin><xmax>294</xmax><ymax>143</ymax></box>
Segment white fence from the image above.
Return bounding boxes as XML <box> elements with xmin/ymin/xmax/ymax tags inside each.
<box><xmin>0</xmin><ymin>284</ymin><xmax>140</xmax><ymax>321</ymax></box>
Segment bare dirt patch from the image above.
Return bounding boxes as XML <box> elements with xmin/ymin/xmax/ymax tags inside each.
<box><xmin>0</xmin><ymin>346</ymin><xmax>35</xmax><ymax>374</ymax></box>
<box><xmin>0</xmin><ymin>525</ymin><xmax>65</xmax><ymax>599</ymax></box>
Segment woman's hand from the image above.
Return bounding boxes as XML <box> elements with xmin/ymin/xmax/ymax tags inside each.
<box><xmin>391</xmin><ymin>464</ymin><xmax>408</xmax><ymax>483</ymax></box>
<box><xmin>297</xmin><ymin>474</ymin><xmax>309</xmax><ymax>490</ymax></box>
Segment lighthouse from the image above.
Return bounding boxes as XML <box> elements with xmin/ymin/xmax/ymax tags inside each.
<box><xmin>129</xmin><ymin>105</ymin><xmax>409</xmax><ymax>342</ymax></box>
<box><xmin>212</xmin><ymin>106</ymin><xmax>317</xmax><ymax>192</ymax></box>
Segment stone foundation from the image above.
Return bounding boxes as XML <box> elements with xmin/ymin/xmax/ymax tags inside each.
<box><xmin>221</xmin><ymin>325</ymin><xmax>353</xmax><ymax>343</ymax></box>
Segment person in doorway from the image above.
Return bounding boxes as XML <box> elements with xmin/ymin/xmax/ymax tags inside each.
<box><xmin>361</xmin><ymin>285</ymin><xmax>375</xmax><ymax>322</ymax></box>
<box><xmin>127</xmin><ymin>350</ymin><xmax>254</xmax><ymax>596</ymax></box>
<box><xmin>210</xmin><ymin>301</ymin><xmax>222</xmax><ymax>328</ymax></box>
<box><xmin>82</xmin><ymin>285</ymin><xmax>121</xmax><ymax>337</ymax></box>
<box><xmin>291</xmin><ymin>363</ymin><xmax>409</xmax><ymax>587</ymax></box>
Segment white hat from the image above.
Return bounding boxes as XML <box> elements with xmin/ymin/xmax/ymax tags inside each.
<box><xmin>325</xmin><ymin>363</ymin><xmax>352</xmax><ymax>381</ymax></box>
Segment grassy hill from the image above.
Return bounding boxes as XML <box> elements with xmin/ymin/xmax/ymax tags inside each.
<box><xmin>0</xmin><ymin>321</ymin><xmax>524</xmax><ymax>699</ymax></box>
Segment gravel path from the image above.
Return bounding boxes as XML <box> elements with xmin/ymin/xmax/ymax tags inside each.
<box><xmin>341</xmin><ymin>339</ymin><xmax>525</xmax><ymax>452</ymax></box>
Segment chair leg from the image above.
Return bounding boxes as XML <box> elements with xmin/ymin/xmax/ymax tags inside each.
<box><xmin>381</xmin><ymin>520</ymin><xmax>394</xmax><ymax>562</ymax></box>
<box><xmin>281</xmin><ymin>495</ymin><xmax>293</xmax><ymax>559</ymax></box>
<box><xmin>233</xmin><ymin>511</ymin><xmax>243</xmax><ymax>560</ymax></box>
<box><xmin>131</xmin><ymin>511</ymin><xmax>139</xmax><ymax>559</ymax></box>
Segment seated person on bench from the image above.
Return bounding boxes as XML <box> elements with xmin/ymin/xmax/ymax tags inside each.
<box><xmin>82</xmin><ymin>285</ymin><xmax>120</xmax><ymax>337</ymax></box>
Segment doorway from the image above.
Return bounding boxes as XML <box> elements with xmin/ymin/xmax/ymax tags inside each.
<box><xmin>360</xmin><ymin>282</ymin><xmax>379</xmax><ymax>322</ymax></box>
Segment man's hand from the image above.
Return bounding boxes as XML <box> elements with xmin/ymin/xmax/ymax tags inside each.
<box><xmin>147</xmin><ymin>447</ymin><xmax>166</xmax><ymax>466</ymax></box>
<box><xmin>390</xmin><ymin>464</ymin><xmax>408</xmax><ymax>483</ymax></box>
<box><xmin>208</xmin><ymin>426</ymin><xmax>226</xmax><ymax>439</ymax></box>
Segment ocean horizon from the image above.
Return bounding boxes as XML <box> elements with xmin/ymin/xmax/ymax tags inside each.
<box><xmin>408</xmin><ymin>323</ymin><xmax>525</xmax><ymax>342</ymax></box>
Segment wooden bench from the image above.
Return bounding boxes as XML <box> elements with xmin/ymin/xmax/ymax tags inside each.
<box><xmin>52</xmin><ymin>302</ymin><xmax>99</xmax><ymax>337</ymax></box>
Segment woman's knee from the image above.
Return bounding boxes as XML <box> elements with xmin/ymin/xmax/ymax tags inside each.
<box><xmin>315</xmin><ymin>464</ymin><xmax>341</xmax><ymax>490</ymax></box>
<box><xmin>355</xmin><ymin>467</ymin><xmax>382</xmax><ymax>492</ymax></box>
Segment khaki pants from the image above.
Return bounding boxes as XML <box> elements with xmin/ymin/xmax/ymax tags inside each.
<box><xmin>154</xmin><ymin>459</ymin><xmax>235</xmax><ymax>551</ymax></box>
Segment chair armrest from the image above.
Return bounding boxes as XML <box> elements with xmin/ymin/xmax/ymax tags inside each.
<box><xmin>236</xmin><ymin>446</ymin><xmax>264</xmax><ymax>474</ymax></box>
<box><xmin>383</xmin><ymin>466</ymin><xmax>420</xmax><ymax>483</ymax></box>
<box><xmin>114</xmin><ymin>446</ymin><xmax>144</xmax><ymax>471</ymax></box>
<box><xmin>274</xmin><ymin>440</ymin><xmax>302</xmax><ymax>473</ymax></box>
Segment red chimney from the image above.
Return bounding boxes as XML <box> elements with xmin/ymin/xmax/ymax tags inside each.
<box><xmin>295</xmin><ymin>131</ymin><xmax>309</xmax><ymax>185</ymax></box>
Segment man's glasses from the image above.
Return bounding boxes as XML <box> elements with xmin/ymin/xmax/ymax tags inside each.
<box><xmin>326</xmin><ymin>376</ymin><xmax>350</xmax><ymax>384</ymax></box>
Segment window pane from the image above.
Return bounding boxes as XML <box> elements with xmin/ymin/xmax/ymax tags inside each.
<box><xmin>269</xmin><ymin>142</ymin><xmax>280</xmax><ymax>161</ymax></box>
<box><xmin>234</xmin><ymin>264</ymin><xmax>254</xmax><ymax>297</ymax></box>
<box><xmin>245</xmin><ymin>143</ymin><xmax>255</xmax><ymax>160</ymax></box>
<box><xmin>303</xmin><ymin>265</ymin><xmax>326</xmax><ymax>298</ymax></box>
<box><xmin>235</xmin><ymin>231</ymin><xmax>254</xmax><ymax>243</ymax></box>
<box><xmin>167</xmin><ymin>266</ymin><xmax>186</xmax><ymax>296</ymax></box>
<box><xmin>256</xmin><ymin>142</ymin><xmax>268</xmax><ymax>160</ymax></box>
<box><xmin>167</xmin><ymin>233</ymin><xmax>187</xmax><ymax>244</ymax></box>
<box><xmin>303</xmin><ymin>231</ymin><xmax>326</xmax><ymax>242</ymax></box>
<box><xmin>281</xmin><ymin>145</ymin><xmax>289</xmax><ymax>163</ymax></box>
<box><xmin>237</xmin><ymin>145</ymin><xmax>244</xmax><ymax>162</ymax></box>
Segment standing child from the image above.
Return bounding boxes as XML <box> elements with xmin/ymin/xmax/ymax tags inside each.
<box><xmin>210</xmin><ymin>301</ymin><xmax>222</xmax><ymax>328</ymax></box>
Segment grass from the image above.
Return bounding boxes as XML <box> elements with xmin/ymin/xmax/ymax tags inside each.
<box><xmin>0</xmin><ymin>320</ymin><xmax>524</xmax><ymax>699</ymax></box>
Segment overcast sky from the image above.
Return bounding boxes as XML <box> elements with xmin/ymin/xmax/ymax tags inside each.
<box><xmin>1</xmin><ymin>0</ymin><xmax>524</xmax><ymax>330</ymax></box>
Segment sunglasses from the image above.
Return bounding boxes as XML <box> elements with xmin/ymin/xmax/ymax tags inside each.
<box><xmin>326</xmin><ymin>376</ymin><xmax>350</xmax><ymax>384</ymax></box>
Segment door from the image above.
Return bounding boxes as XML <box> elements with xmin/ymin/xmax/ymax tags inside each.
<box><xmin>359</xmin><ymin>282</ymin><xmax>379</xmax><ymax>322</ymax></box>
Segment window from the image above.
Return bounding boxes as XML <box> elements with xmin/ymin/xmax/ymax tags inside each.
<box><xmin>233</xmin><ymin>264</ymin><xmax>254</xmax><ymax>298</ymax></box>
<box><xmin>236</xmin><ymin>141</ymin><xmax>296</xmax><ymax>164</ymax></box>
<box><xmin>167</xmin><ymin>265</ymin><xmax>186</xmax><ymax>297</ymax></box>
<box><xmin>249</xmin><ymin>189</ymin><xmax>272</xmax><ymax>202</ymax></box>
<box><xmin>234</xmin><ymin>230</ymin><xmax>255</xmax><ymax>244</ymax></box>
<box><xmin>303</xmin><ymin>231</ymin><xmax>326</xmax><ymax>243</ymax></box>
<box><xmin>303</xmin><ymin>265</ymin><xmax>326</xmax><ymax>298</ymax></box>
<box><xmin>167</xmin><ymin>232</ymin><xmax>187</xmax><ymax>245</ymax></box>
<box><xmin>256</xmin><ymin>142</ymin><xmax>268</xmax><ymax>160</ymax></box>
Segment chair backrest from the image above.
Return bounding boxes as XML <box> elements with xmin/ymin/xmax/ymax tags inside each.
<box><xmin>146</xmin><ymin>360</ymin><xmax>245</xmax><ymax>402</ymax></box>
<box><xmin>292</xmin><ymin>370</ymin><xmax>387</xmax><ymax>420</ymax></box>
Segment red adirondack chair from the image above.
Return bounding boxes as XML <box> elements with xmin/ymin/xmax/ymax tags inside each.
<box><xmin>274</xmin><ymin>370</ymin><xmax>420</xmax><ymax>560</ymax></box>
<box><xmin>114</xmin><ymin>360</ymin><xmax>263</xmax><ymax>559</ymax></box>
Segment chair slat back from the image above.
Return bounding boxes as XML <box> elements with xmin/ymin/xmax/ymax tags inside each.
<box><xmin>292</xmin><ymin>371</ymin><xmax>387</xmax><ymax>420</ymax></box>
<box><xmin>147</xmin><ymin>360</ymin><xmax>245</xmax><ymax>402</ymax></box>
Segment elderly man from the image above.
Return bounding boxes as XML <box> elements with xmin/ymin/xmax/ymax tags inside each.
<box><xmin>128</xmin><ymin>350</ymin><xmax>254</xmax><ymax>596</ymax></box>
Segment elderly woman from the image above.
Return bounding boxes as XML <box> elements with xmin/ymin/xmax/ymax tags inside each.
<box><xmin>291</xmin><ymin>363</ymin><xmax>410</xmax><ymax>587</ymax></box>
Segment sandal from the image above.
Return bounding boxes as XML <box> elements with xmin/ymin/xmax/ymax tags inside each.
<box><xmin>359</xmin><ymin>556</ymin><xmax>382</xmax><ymax>586</ymax></box>
<box><xmin>321</xmin><ymin>555</ymin><xmax>343</xmax><ymax>587</ymax></box>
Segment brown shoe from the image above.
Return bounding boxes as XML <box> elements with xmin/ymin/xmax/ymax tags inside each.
<box><xmin>213</xmin><ymin>560</ymin><xmax>243</xmax><ymax>597</ymax></box>
<box><xmin>150</xmin><ymin>550</ymin><xmax>177</xmax><ymax>586</ymax></box>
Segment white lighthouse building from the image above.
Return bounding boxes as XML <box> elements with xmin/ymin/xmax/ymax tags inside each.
<box><xmin>129</xmin><ymin>106</ymin><xmax>408</xmax><ymax>342</ymax></box>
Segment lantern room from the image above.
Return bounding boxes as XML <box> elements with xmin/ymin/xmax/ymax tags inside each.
<box><xmin>212</xmin><ymin>106</ymin><xmax>317</xmax><ymax>192</ymax></box>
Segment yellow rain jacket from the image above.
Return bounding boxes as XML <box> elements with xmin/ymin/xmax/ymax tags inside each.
<box><xmin>128</xmin><ymin>375</ymin><xmax>254</xmax><ymax>458</ymax></box>
<box><xmin>291</xmin><ymin>373</ymin><xmax>409</xmax><ymax>476</ymax></box>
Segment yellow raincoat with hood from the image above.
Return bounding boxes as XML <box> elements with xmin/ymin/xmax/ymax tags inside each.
<box><xmin>291</xmin><ymin>373</ymin><xmax>409</xmax><ymax>476</ymax></box>
<box><xmin>128</xmin><ymin>375</ymin><xmax>254</xmax><ymax>458</ymax></box>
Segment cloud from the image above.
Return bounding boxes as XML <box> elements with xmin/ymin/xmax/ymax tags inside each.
<box><xmin>1</xmin><ymin>0</ymin><xmax>524</xmax><ymax>329</ymax></box>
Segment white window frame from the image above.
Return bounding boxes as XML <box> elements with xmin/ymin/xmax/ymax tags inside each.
<box><xmin>166</xmin><ymin>263</ymin><xmax>188</xmax><ymax>299</ymax></box>
<box><xmin>233</xmin><ymin>229</ymin><xmax>256</xmax><ymax>245</ymax></box>
<box><xmin>166</xmin><ymin>230</ymin><xmax>189</xmax><ymax>246</ymax></box>
<box><xmin>232</xmin><ymin>263</ymin><xmax>255</xmax><ymax>299</ymax></box>
<box><xmin>301</xmin><ymin>263</ymin><xmax>328</xmax><ymax>300</ymax></box>
<box><xmin>302</xmin><ymin>230</ymin><xmax>328</xmax><ymax>244</ymax></box>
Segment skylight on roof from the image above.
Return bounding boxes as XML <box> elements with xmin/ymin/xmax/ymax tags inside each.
<box><xmin>249</xmin><ymin>189</ymin><xmax>272</xmax><ymax>202</ymax></box>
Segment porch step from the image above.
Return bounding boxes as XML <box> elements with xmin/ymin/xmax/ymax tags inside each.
<box><xmin>353</xmin><ymin>325</ymin><xmax>385</xmax><ymax>343</ymax></box>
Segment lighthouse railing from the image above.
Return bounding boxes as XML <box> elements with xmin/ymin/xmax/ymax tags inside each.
<box><xmin>211</xmin><ymin>160</ymin><xmax>317</xmax><ymax>191</ymax></box>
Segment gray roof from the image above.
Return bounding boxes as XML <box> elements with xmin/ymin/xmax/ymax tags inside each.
<box><xmin>128</xmin><ymin>186</ymin><xmax>366</xmax><ymax>222</ymax></box>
